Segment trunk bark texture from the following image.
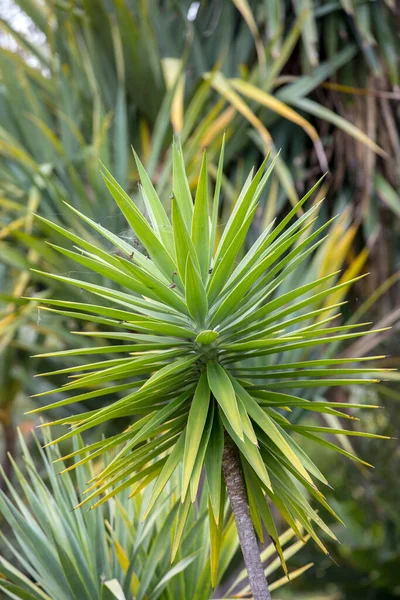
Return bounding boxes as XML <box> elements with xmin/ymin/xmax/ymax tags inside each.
<box><xmin>222</xmin><ymin>435</ymin><xmax>272</xmax><ymax>600</ymax></box>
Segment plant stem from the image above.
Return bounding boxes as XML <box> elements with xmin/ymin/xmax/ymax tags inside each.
<box><xmin>222</xmin><ymin>435</ymin><xmax>271</xmax><ymax>600</ymax></box>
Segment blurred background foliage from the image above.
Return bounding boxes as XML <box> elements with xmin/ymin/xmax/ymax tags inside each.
<box><xmin>0</xmin><ymin>0</ymin><xmax>399</xmax><ymax>598</ymax></box>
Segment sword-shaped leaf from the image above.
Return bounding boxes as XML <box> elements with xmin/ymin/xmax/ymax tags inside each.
<box><xmin>182</xmin><ymin>373</ymin><xmax>210</xmax><ymax>500</ymax></box>
<box><xmin>207</xmin><ymin>362</ymin><xmax>244</xmax><ymax>441</ymax></box>
<box><xmin>191</xmin><ymin>151</ymin><xmax>210</xmax><ymax>282</ymax></box>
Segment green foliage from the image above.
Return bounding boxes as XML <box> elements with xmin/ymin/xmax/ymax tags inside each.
<box><xmin>0</xmin><ymin>429</ymin><xmax>311</xmax><ymax>600</ymax></box>
<box><xmin>283</xmin><ymin>394</ymin><xmax>400</xmax><ymax>599</ymax></box>
<box><xmin>0</xmin><ymin>2</ymin><xmax>399</xmax><ymax>596</ymax></box>
<box><xmin>28</xmin><ymin>145</ymin><xmax>390</xmax><ymax>580</ymax></box>
<box><xmin>1</xmin><ymin>0</ymin><xmax>398</xmax><ymax>419</ymax></box>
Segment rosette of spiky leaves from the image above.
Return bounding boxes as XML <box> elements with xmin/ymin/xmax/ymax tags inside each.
<box><xmin>27</xmin><ymin>140</ymin><xmax>389</xmax><ymax>579</ymax></box>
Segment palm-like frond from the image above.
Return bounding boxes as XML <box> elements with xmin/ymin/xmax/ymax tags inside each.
<box><xmin>27</xmin><ymin>142</ymin><xmax>389</xmax><ymax>578</ymax></box>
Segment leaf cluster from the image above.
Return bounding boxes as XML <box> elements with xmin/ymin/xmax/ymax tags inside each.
<box><xmin>26</xmin><ymin>143</ymin><xmax>390</xmax><ymax>578</ymax></box>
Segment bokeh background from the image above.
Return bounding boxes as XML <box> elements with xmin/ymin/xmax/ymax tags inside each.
<box><xmin>0</xmin><ymin>1</ymin><xmax>399</xmax><ymax>598</ymax></box>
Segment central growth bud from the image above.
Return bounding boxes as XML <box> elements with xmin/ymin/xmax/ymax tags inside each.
<box><xmin>194</xmin><ymin>329</ymin><xmax>220</xmax><ymax>362</ymax></box>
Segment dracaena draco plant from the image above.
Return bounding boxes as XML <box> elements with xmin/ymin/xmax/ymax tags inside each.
<box><xmin>26</xmin><ymin>140</ymin><xmax>389</xmax><ymax>600</ymax></box>
<box><xmin>0</xmin><ymin>429</ymin><xmax>312</xmax><ymax>600</ymax></box>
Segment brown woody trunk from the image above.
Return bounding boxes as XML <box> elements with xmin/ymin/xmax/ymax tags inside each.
<box><xmin>222</xmin><ymin>435</ymin><xmax>271</xmax><ymax>600</ymax></box>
